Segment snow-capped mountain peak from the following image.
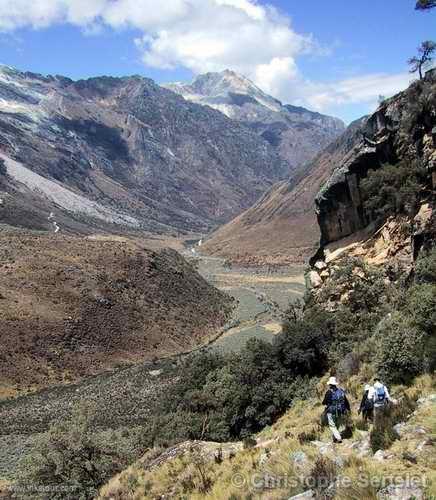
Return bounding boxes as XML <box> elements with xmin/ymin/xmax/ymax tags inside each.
<box><xmin>165</xmin><ymin>69</ymin><xmax>282</xmax><ymax>116</ymax></box>
<box><xmin>164</xmin><ymin>69</ymin><xmax>345</xmax><ymax>170</ymax></box>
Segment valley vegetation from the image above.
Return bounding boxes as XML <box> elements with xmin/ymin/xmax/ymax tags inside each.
<box><xmin>16</xmin><ymin>247</ymin><xmax>436</xmax><ymax>499</ymax></box>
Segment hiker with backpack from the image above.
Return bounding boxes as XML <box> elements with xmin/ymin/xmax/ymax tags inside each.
<box><xmin>368</xmin><ymin>377</ymin><xmax>393</xmax><ymax>420</ymax></box>
<box><xmin>322</xmin><ymin>377</ymin><xmax>351</xmax><ymax>443</ymax></box>
<box><xmin>358</xmin><ymin>384</ymin><xmax>374</xmax><ymax>422</ymax></box>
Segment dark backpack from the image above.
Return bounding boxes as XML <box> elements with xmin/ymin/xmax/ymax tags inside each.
<box><xmin>330</xmin><ymin>388</ymin><xmax>346</xmax><ymax>415</ymax></box>
<box><xmin>363</xmin><ymin>396</ymin><xmax>374</xmax><ymax>411</ymax></box>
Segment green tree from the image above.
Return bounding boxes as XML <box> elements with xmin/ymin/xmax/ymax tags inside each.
<box><xmin>361</xmin><ymin>162</ymin><xmax>425</xmax><ymax>222</ymax></box>
<box><xmin>16</xmin><ymin>405</ymin><xmax>127</xmax><ymax>500</ymax></box>
<box><xmin>408</xmin><ymin>40</ymin><xmax>436</xmax><ymax>79</ymax></box>
<box><xmin>416</xmin><ymin>0</ymin><xmax>436</xmax><ymax>10</ymax></box>
<box><xmin>375</xmin><ymin>312</ymin><xmax>426</xmax><ymax>384</ymax></box>
<box><xmin>415</xmin><ymin>248</ymin><xmax>436</xmax><ymax>284</ymax></box>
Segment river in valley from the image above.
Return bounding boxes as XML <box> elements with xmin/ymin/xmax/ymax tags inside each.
<box><xmin>186</xmin><ymin>250</ymin><xmax>306</xmax><ymax>353</ymax></box>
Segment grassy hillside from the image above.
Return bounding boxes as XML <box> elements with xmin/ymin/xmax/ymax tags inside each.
<box><xmin>0</xmin><ymin>228</ymin><xmax>233</xmax><ymax>397</ymax></box>
<box><xmin>98</xmin><ymin>374</ymin><xmax>435</xmax><ymax>499</ymax></box>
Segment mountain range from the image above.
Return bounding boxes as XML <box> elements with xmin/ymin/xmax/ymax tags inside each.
<box><xmin>0</xmin><ymin>66</ymin><xmax>344</xmax><ymax>238</ymax></box>
<box><xmin>0</xmin><ymin>66</ymin><xmax>295</xmax><ymax>235</ymax></box>
<box><xmin>166</xmin><ymin>70</ymin><xmax>345</xmax><ymax>170</ymax></box>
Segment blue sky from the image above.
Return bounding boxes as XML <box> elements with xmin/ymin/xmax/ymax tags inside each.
<box><xmin>0</xmin><ymin>0</ymin><xmax>434</xmax><ymax>122</ymax></box>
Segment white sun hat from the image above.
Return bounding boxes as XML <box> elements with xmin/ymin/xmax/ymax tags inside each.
<box><xmin>327</xmin><ymin>376</ymin><xmax>338</xmax><ymax>386</ymax></box>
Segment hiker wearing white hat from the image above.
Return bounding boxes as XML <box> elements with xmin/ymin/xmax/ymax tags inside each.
<box><xmin>322</xmin><ymin>376</ymin><xmax>351</xmax><ymax>443</ymax></box>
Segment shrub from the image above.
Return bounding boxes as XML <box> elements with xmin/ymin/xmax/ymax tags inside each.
<box><xmin>16</xmin><ymin>405</ymin><xmax>128</xmax><ymax>500</ymax></box>
<box><xmin>308</xmin><ymin>456</ymin><xmax>337</xmax><ymax>493</ymax></box>
<box><xmin>361</xmin><ymin>160</ymin><xmax>426</xmax><ymax>223</ymax></box>
<box><xmin>337</xmin><ymin>352</ymin><xmax>361</xmax><ymax>380</ymax></box>
<box><xmin>153</xmin><ymin>340</ymin><xmax>303</xmax><ymax>442</ymax></box>
<box><xmin>370</xmin><ymin>395</ymin><xmax>417</xmax><ymax>452</ymax></box>
<box><xmin>277</xmin><ymin>305</ymin><xmax>333</xmax><ymax>376</ymax></box>
<box><xmin>406</xmin><ymin>283</ymin><xmax>436</xmax><ymax>333</ymax></box>
<box><xmin>370</xmin><ymin>406</ymin><xmax>399</xmax><ymax>452</ymax></box>
<box><xmin>415</xmin><ymin>247</ymin><xmax>436</xmax><ymax>284</ymax></box>
<box><xmin>375</xmin><ymin>312</ymin><xmax>427</xmax><ymax>384</ymax></box>
<box><xmin>242</xmin><ymin>437</ymin><xmax>257</xmax><ymax>449</ymax></box>
<box><xmin>298</xmin><ymin>426</ymin><xmax>321</xmax><ymax>444</ymax></box>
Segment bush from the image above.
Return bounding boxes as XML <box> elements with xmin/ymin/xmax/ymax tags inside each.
<box><xmin>308</xmin><ymin>456</ymin><xmax>337</xmax><ymax>493</ymax></box>
<box><xmin>375</xmin><ymin>312</ymin><xmax>427</xmax><ymax>384</ymax></box>
<box><xmin>370</xmin><ymin>406</ymin><xmax>399</xmax><ymax>453</ymax></box>
<box><xmin>242</xmin><ymin>436</ymin><xmax>257</xmax><ymax>449</ymax></box>
<box><xmin>277</xmin><ymin>305</ymin><xmax>333</xmax><ymax>376</ymax></box>
<box><xmin>152</xmin><ymin>340</ymin><xmax>306</xmax><ymax>442</ymax></box>
<box><xmin>406</xmin><ymin>283</ymin><xmax>436</xmax><ymax>333</ymax></box>
<box><xmin>370</xmin><ymin>395</ymin><xmax>417</xmax><ymax>452</ymax></box>
<box><xmin>361</xmin><ymin>160</ymin><xmax>426</xmax><ymax>223</ymax></box>
<box><xmin>16</xmin><ymin>405</ymin><xmax>128</xmax><ymax>500</ymax></box>
<box><xmin>415</xmin><ymin>248</ymin><xmax>436</xmax><ymax>284</ymax></box>
<box><xmin>337</xmin><ymin>352</ymin><xmax>361</xmax><ymax>380</ymax></box>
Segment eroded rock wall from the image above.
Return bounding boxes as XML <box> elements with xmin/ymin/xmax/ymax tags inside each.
<box><xmin>315</xmin><ymin>70</ymin><xmax>436</xmax><ymax>249</ymax></box>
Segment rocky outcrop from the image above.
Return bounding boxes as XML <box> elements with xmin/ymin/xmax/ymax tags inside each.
<box><xmin>315</xmin><ymin>70</ymin><xmax>436</xmax><ymax>251</ymax></box>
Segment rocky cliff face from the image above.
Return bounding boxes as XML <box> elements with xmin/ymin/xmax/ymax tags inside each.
<box><xmin>0</xmin><ymin>66</ymin><xmax>287</xmax><ymax>234</ymax></box>
<box><xmin>308</xmin><ymin>70</ymin><xmax>436</xmax><ymax>285</ymax></box>
<box><xmin>315</xmin><ymin>70</ymin><xmax>436</xmax><ymax>254</ymax></box>
<box><xmin>166</xmin><ymin>70</ymin><xmax>345</xmax><ymax>171</ymax></box>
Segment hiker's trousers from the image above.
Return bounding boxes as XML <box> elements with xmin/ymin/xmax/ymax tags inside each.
<box><xmin>327</xmin><ymin>412</ymin><xmax>342</xmax><ymax>441</ymax></box>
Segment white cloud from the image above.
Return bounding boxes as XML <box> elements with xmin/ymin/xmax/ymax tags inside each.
<box><xmin>0</xmin><ymin>0</ymin><xmax>311</xmax><ymax>83</ymax></box>
<box><xmin>287</xmin><ymin>72</ymin><xmax>413</xmax><ymax>116</ymax></box>
<box><xmin>0</xmin><ymin>0</ymin><xmax>413</xmax><ymax>119</ymax></box>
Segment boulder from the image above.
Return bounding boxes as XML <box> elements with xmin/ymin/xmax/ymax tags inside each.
<box><xmin>373</xmin><ymin>450</ymin><xmax>387</xmax><ymax>461</ymax></box>
<box><xmin>311</xmin><ymin>440</ymin><xmax>334</xmax><ymax>456</ymax></box>
<box><xmin>290</xmin><ymin>451</ymin><xmax>308</xmax><ymax>466</ymax></box>
<box><xmin>416</xmin><ymin>439</ymin><xmax>432</xmax><ymax>452</ymax></box>
<box><xmin>308</xmin><ymin>271</ymin><xmax>323</xmax><ymax>288</ymax></box>
<box><xmin>314</xmin><ymin>261</ymin><xmax>327</xmax><ymax>271</ymax></box>
<box><xmin>417</xmin><ymin>394</ymin><xmax>436</xmax><ymax>406</ymax></box>
<box><xmin>259</xmin><ymin>452</ymin><xmax>269</xmax><ymax>467</ymax></box>
<box><xmin>352</xmin><ymin>267</ymin><xmax>365</xmax><ymax>279</ymax></box>
<box><xmin>393</xmin><ymin>422</ymin><xmax>407</xmax><ymax>438</ymax></box>
<box><xmin>347</xmin><ymin>432</ymin><xmax>371</xmax><ymax>458</ymax></box>
<box><xmin>289</xmin><ymin>491</ymin><xmax>315</xmax><ymax>500</ymax></box>
<box><xmin>377</xmin><ymin>484</ymin><xmax>423</xmax><ymax>499</ymax></box>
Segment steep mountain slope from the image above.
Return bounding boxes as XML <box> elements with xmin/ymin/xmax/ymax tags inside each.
<box><xmin>0</xmin><ymin>65</ymin><xmax>287</xmax><ymax>234</ymax></box>
<box><xmin>0</xmin><ymin>229</ymin><xmax>233</xmax><ymax>396</ymax></box>
<box><xmin>201</xmin><ymin>118</ymin><xmax>365</xmax><ymax>265</ymax></box>
<box><xmin>166</xmin><ymin>70</ymin><xmax>345</xmax><ymax>169</ymax></box>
